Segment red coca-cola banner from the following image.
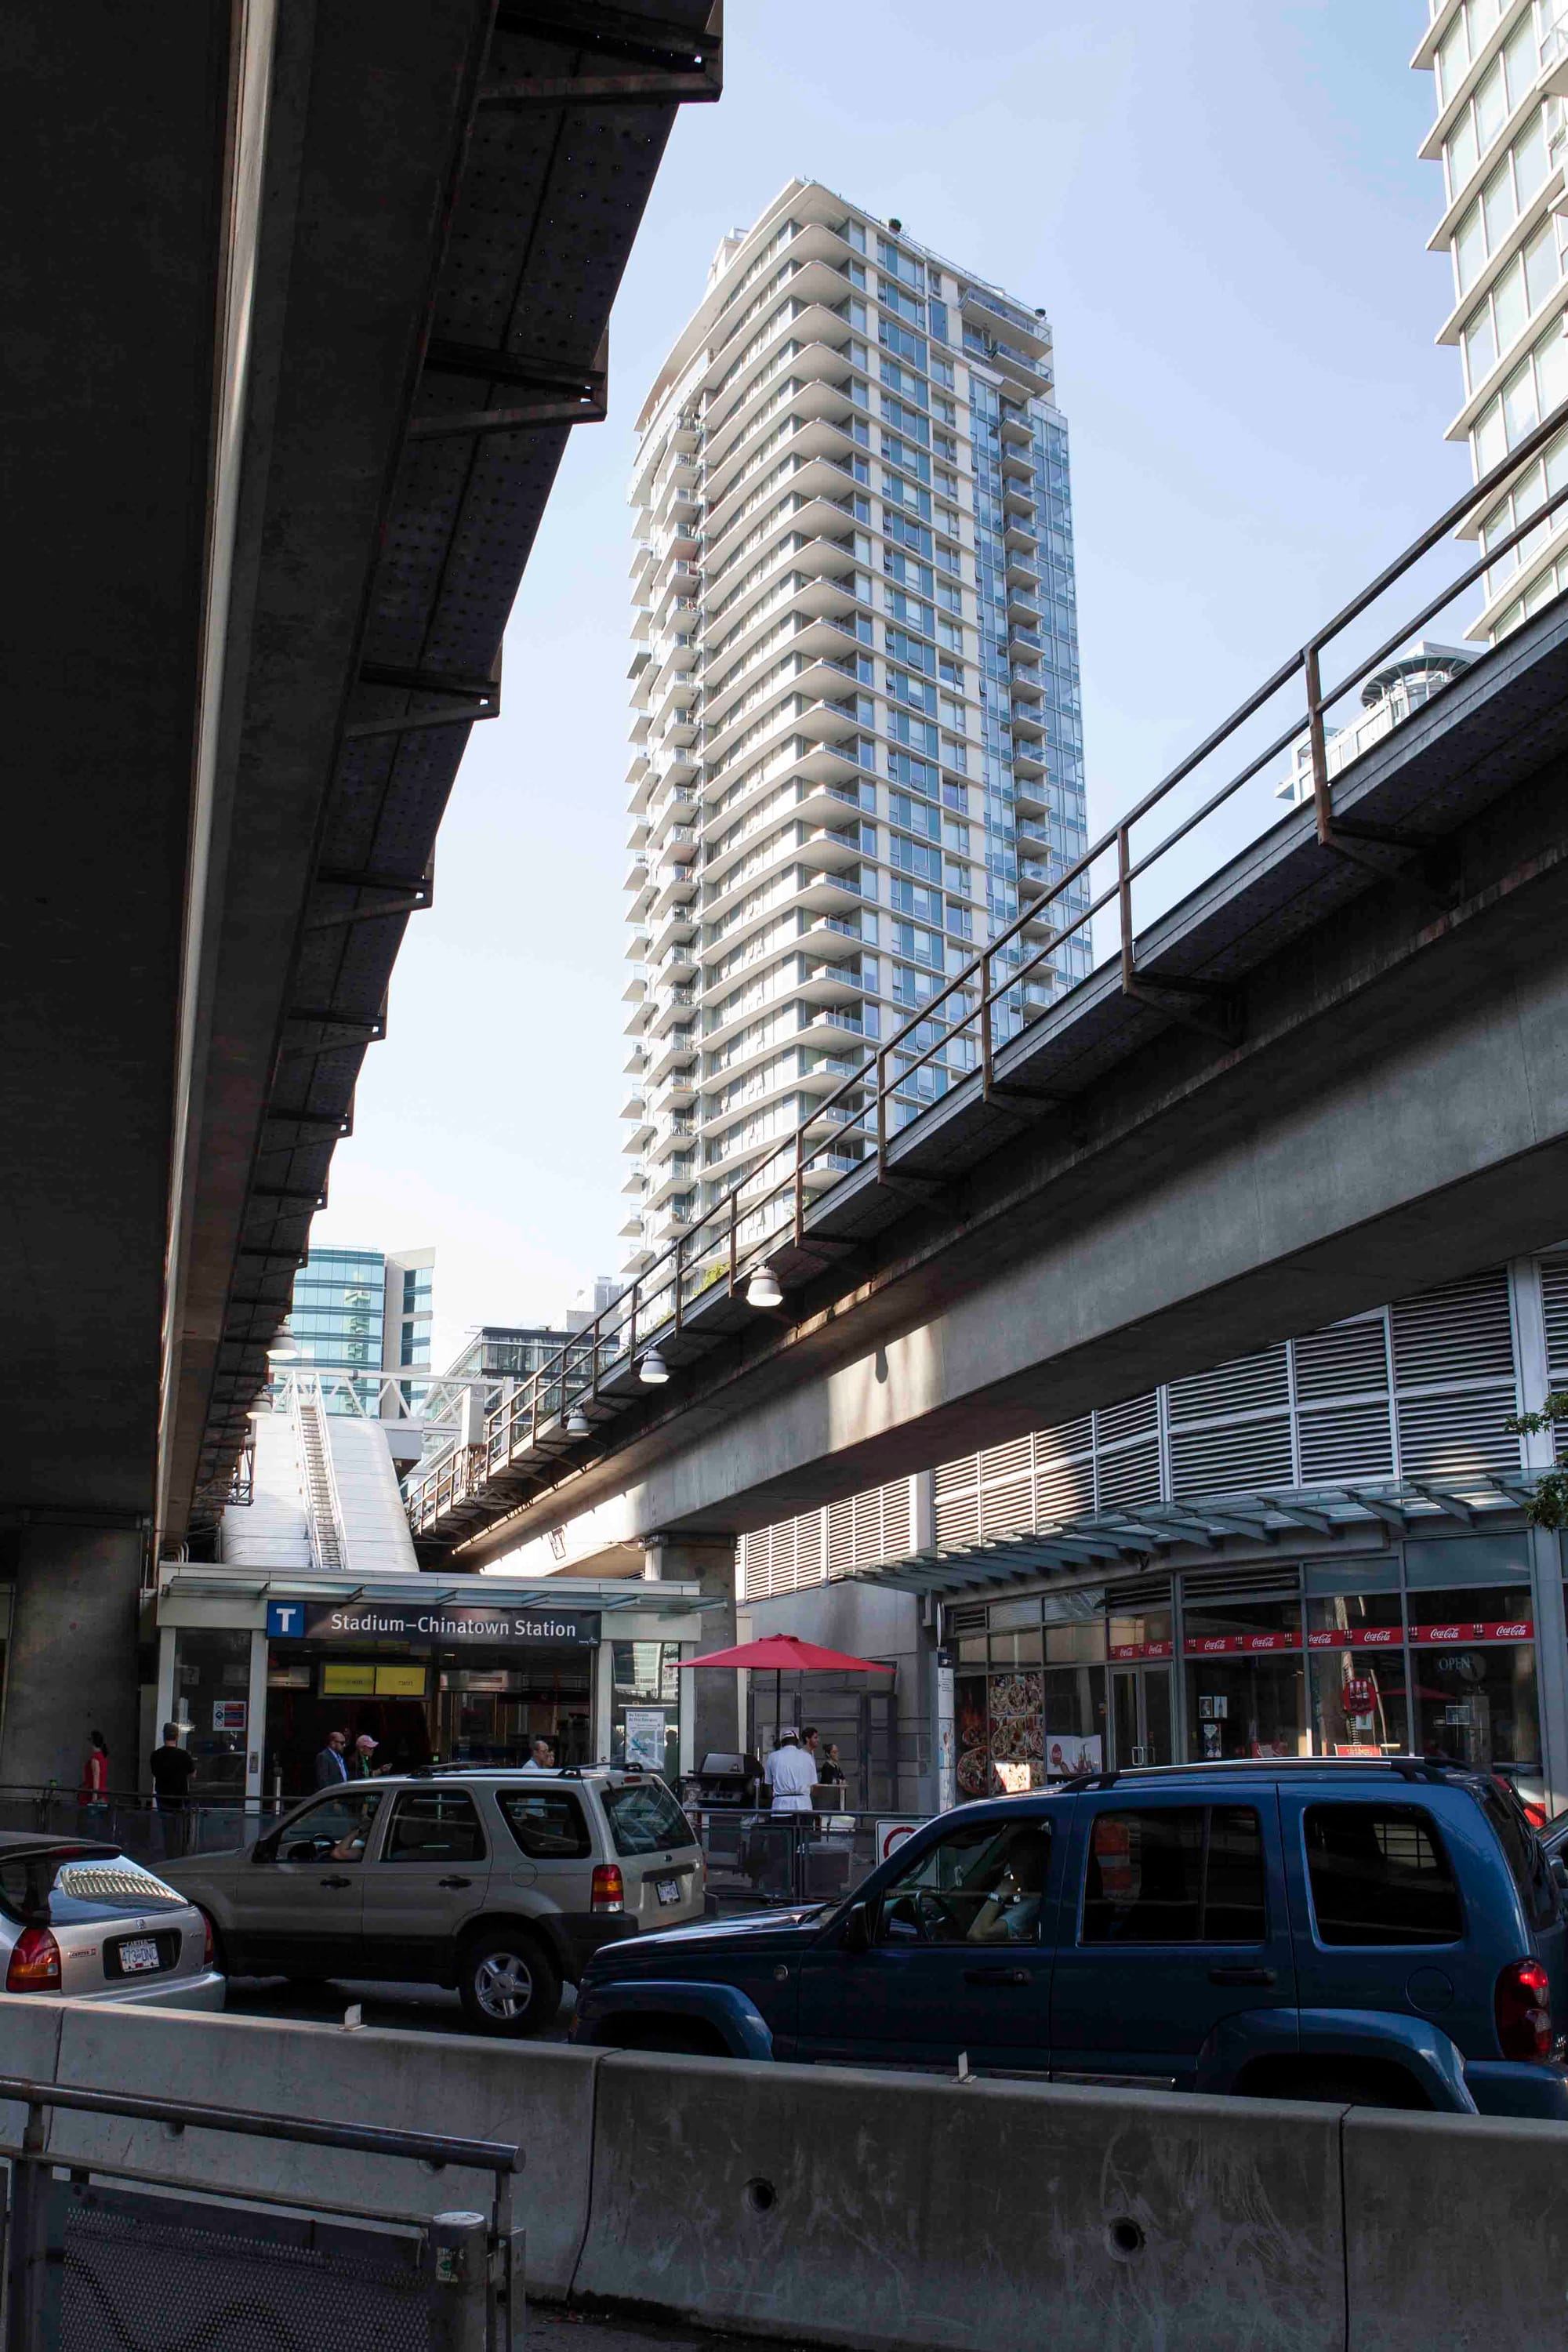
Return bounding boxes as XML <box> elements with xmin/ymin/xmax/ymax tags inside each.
<box><xmin>1108</xmin><ymin>1639</ymin><xmax>1174</xmax><ymax>1661</ymax></box>
<box><xmin>1182</xmin><ymin>1631</ymin><xmax>1301</xmax><ymax>1657</ymax></box>
<box><xmin>1407</xmin><ymin>1620</ymin><xmax>1534</xmax><ymax>1646</ymax></box>
<box><xmin>1306</xmin><ymin>1625</ymin><xmax>1402</xmax><ymax>1650</ymax></box>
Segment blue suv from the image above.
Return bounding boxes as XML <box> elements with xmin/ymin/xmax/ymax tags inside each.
<box><xmin>570</xmin><ymin>1759</ymin><xmax>1568</xmax><ymax>2116</ymax></box>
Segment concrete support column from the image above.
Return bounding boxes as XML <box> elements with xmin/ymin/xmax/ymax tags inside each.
<box><xmin>0</xmin><ymin>1523</ymin><xmax>143</xmax><ymax>1790</ymax></box>
<box><xmin>644</xmin><ymin>1534</ymin><xmax>739</xmax><ymax>1757</ymax></box>
<box><xmin>1510</xmin><ymin>1258</ymin><xmax>1568</xmax><ymax>1811</ymax></box>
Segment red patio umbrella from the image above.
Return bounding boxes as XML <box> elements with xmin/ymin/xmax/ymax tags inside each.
<box><xmin>680</xmin><ymin>1635</ymin><xmax>894</xmax><ymax>1765</ymax></box>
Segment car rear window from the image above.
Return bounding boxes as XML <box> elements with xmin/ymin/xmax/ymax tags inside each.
<box><xmin>1304</xmin><ymin>1804</ymin><xmax>1462</xmax><ymax>1945</ymax></box>
<box><xmin>0</xmin><ymin>1856</ymin><xmax>187</xmax><ymax>1926</ymax></box>
<box><xmin>498</xmin><ymin>1788</ymin><xmax>591</xmax><ymax>1860</ymax></box>
<box><xmin>1082</xmin><ymin>1806</ymin><xmax>1265</xmax><ymax>1944</ymax></box>
<box><xmin>601</xmin><ymin>1780</ymin><xmax>695</xmax><ymax>1858</ymax></box>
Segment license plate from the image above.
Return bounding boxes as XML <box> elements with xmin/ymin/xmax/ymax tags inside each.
<box><xmin>655</xmin><ymin>1877</ymin><xmax>681</xmax><ymax>1906</ymax></box>
<box><xmin>117</xmin><ymin>1938</ymin><xmax>162</xmax><ymax>1974</ymax></box>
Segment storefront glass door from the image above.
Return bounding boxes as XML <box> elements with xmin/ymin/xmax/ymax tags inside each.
<box><xmin>1109</xmin><ymin>1667</ymin><xmax>1173</xmax><ymax>1766</ymax></box>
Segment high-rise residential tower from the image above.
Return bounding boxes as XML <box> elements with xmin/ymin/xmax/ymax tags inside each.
<box><xmin>620</xmin><ymin>180</ymin><xmax>1088</xmax><ymax>1273</ymax></box>
<box><xmin>1415</xmin><ymin>0</ymin><xmax>1568</xmax><ymax>640</ymax></box>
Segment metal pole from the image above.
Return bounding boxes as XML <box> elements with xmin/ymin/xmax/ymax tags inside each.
<box><xmin>1116</xmin><ymin>824</ymin><xmax>1134</xmax><ymax>994</ymax></box>
<box><xmin>427</xmin><ymin>2211</ymin><xmax>488</xmax><ymax>2352</ymax></box>
<box><xmin>5</xmin><ymin>2104</ymin><xmax>49</xmax><ymax>2352</ymax></box>
<box><xmin>1304</xmin><ymin>640</ymin><xmax>1332</xmax><ymax>848</ymax></box>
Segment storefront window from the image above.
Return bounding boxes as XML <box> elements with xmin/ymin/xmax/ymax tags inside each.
<box><xmin>1183</xmin><ymin>1598</ymin><xmax>1305</xmax><ymax>1762</ymax></box>
<box><xmin>1305</xmin><ymin>1563</ymin><xmax>1406</xmax><ymax>1757</ymax></box>
<box><xmin>954</xmin><ymin>1608</ymin><xmax>1106</xmax><ymax>1795</ymax></box>
<box><xmin>612</xmin><ymin>1641</ymin><xmax>681</xmax><ymax>1781</ymax></box>
<box><xmin>173</xmin><ymin>1629</ymin><xmax>251</xmax><ymax>1802</ymax></box>
<box><xmin>1405</xmin><ymin>1537</ymin><xmax>1537</xmax><ymax>1773</ymax></box>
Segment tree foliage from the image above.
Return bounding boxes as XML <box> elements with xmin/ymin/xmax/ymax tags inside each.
<box><xmin>1501</xmin><ymin>1392</ymin><xmax>1568</xmax><ymax>1528</ymax></box>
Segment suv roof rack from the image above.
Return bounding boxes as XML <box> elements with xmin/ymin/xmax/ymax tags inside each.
<box><xmin>1053</xmin><ymin>1755</ymin><xmax>1471</xmax><ymax>1795</ymax></box>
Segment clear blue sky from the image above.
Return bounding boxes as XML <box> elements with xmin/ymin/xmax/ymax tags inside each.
<box><xmin>310</xmin><ymin>2</ymin><xmax>1457</xmax><ymax>1368</ymax></box>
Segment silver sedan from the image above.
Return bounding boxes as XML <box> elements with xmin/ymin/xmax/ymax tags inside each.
<box><xmin>0</xmin><ymin>1833</ymin><xmax>225</xmax><ymax>2009</ymax></box>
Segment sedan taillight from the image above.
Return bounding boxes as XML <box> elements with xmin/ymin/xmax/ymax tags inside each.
<box><xmin>1495</xmin><ymin>1958</ymin><xmax>1553</xmax><ymax>2061</ymax></box>
<box><xmin>590</xmin><ymin>1864</ymin><xmax>625</xmax><ymax>1914</ymax></box>
<box><xmin>6</xmin><ymin>1927</ymin><xmax>61</xmax><ymax>1993</ymax></box>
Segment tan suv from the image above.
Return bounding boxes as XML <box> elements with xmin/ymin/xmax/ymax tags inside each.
<box><xmin>166</xmin><ymin>1766</ymin><xmax>704</xmax><ymax>2035</ymax></box>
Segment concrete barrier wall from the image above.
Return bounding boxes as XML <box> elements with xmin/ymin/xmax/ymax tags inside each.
<box><xmin>1343</xmin><ymin>2108</ymin><xmax>1568</xmax><ymax>2351</ymax></box>
<box><xmin>0</xmin><ymin>1994</ymin><xmax>1561</xmax><ymax>2351</ymax></box>
<box><xmin>575</xmin><ymin>2053</ymin><xmax>1346</xmax><ymax>2352</ymax></box>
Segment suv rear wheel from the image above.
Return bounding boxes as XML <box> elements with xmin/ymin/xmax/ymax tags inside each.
<box><xmin>458</xmin><ymin>1927</ymin><xmax>561</xmax><ymax>2037</ymax></box>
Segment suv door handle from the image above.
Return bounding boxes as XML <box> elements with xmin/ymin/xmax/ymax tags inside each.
<box><xmin>964</xmin><ymin>1968</ymin><xmax>1031</xmax><ymax>1986</ymax></box>
<box><xmin>1208</xmin><ymin>1965</ymin><xmax>1276</xmax><ymax>1987</ymax></box>
<box><xmin>319</xmin><ymin>1876</ymin><xmax>352</xmax><ymax>1889</ymax></box>
<box><xmin>437</xmin><ymin>1877</ymin><xmax>473</xmax><ymax>1889</ymax></box>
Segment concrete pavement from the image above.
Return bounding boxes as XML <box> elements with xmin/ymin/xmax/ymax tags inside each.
<box><xmin>532</xmin><ymin>2311</ymin><xmax>823</xmax><ymax>2352</ymax></box>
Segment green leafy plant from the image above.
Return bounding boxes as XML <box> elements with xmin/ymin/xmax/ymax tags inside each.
<box><xmin>1501</xmin><ymin>1392</ymin><xmax>1568</xmax><ymax>1527</ymax></box>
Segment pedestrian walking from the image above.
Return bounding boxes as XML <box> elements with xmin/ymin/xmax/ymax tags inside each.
<box><xmin>76</xmin><ymin>1730</ymin><xmax>110</xmax><ymax>1831</ymax></box>
<box><xmin>349</xmin><ymin>1733</ymin><xmax>379</xmax><ymax>1779</ymax></box>
<box><xmin>148</xmin><ymin>1723</ymin><xmax>196</xmax><ymax>1860</ymax></box>
<box><xmin>314</xmin><ymin>1730</ymin><xmax>350</xmax><ymax>1788</ymax></box>
<box><xmin>521</xmin><ymin>1737</ymin><xmax>556</xmax><ymax>1773</ymax></box>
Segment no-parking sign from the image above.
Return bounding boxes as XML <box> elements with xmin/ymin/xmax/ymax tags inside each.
<box><xmin>875</xmin><ymin>1817</ymin><xmax>927</xmax><ymax>1862</ymax></box>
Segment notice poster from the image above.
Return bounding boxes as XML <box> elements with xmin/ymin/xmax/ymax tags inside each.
<box><xmin>1044</xmin><ymin>1735</ymin><xmax>1102</xmax><ymax>1779</ymax></box>
<box><xmin>212</xmin><ymin>1700</ymin><xmax>247</xmax><ymax>1733</ymax></box>
<box><xmin>622</xmin><ymin>1708</ymin><xmax>666</xmax><ymax>1771</ymax></box>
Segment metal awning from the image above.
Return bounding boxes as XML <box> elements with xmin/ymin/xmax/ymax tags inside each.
<box><xmin>853</xmin><ymin>1475</ymin><xmax>1537</xmax><ymax>1602</ymax></box>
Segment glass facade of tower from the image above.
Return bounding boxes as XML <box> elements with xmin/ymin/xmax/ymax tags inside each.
<box><xmin>1417</xmin><ymin>0</ymin><xmax>1568</xmax><ymax>641</ymax></box>
<box><xmin>622</xmin><ymin>182</ymin><xmax>1090</xmax><ymax>1273</ymax></box>
<box><xmin>286</xmin><ymin>1247</ymin><xmax>433</xmax><ymax>1410</ymax></box>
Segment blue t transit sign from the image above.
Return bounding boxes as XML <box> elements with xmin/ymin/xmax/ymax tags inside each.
<box><xmin>266</xmin><ymin>1601</ymin><xmax>306</xmax><ymax>1639</ymax></box>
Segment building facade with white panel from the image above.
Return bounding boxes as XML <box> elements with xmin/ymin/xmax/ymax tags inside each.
<box><xmin>740</xmin><ymin>1256</ymin><xmax>1568</xmax><ymax>1821</ymax></box>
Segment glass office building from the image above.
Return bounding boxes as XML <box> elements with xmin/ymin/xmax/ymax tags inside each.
<box><xmin>621</xmin><ymin>180</ymin><xmax>1088</xmax><ymax>1272</ymax></box>
<box><xmin>286</xmin><ymin>1245</ymin><xmax>434</xmax><ymax>1411</ymax></box>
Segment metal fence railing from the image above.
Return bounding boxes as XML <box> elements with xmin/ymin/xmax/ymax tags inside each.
<box><xmin>0</xmin><ymin>2074</ymin><xmax>520</xmax><ymax>2352</ymax></box>
<box><xmin>0</xmin><ymin>1788</ymin><xmax>282</xmax><ymax>1867</ymax></box>
<box><xmin>689</xmin><ymin>1806</ymin><xmax>925</xmax><ymax>1909</ymax></box>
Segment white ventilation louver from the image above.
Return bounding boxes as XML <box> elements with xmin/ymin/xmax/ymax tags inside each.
<box><xmin>1291</xmin><ymin>1315</ymin><xmax>1390</xmax><ymax>1401</ymax></box>
<box><xmin>1391</xmin><ymin>1268</ymin><xmax>1513</xmax><ymax>1388</ymax></box>
<box><xmin>1168</xmin><ymin>1348</ymin><xmax>1288</xmax><ymax>1425</ymax></box>
<box><xmin>1171</xmin><ymin>1416</ymin><xmax>1294</xmax><ymax>1499</ymax></box>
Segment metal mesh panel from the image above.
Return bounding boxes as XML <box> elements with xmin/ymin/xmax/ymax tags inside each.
<box><xmin>56</xmin><ymin>2190</ymin><xmax>430</xmax><ymax>2352</ymax></box>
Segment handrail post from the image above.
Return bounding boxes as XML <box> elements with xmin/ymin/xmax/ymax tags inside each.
<box><xmin>5</xmin><ymin>2099</ymin><xmax>49</xmax><ymax>2352</ymax></box>
<box><xmin>673</xmin><ymin>1230</ymin><xmax>684</xmax><ymax>1333</ymax></box>
<box><xmin>1116</xmin><ymin>824</ymin><xmax>1134</xmax><ymax>993</ymax></box>
<box><xmin>979</xmin><ymin>949</ymin><xmax>993</xmax><ymax>1097</ymax></box>
<box><xmin>1304</xmin><ymin>638</ymin><xmax>1332</xmax><ymax>848</ymax></box>
<box><xmin>728</xmin><ymin>1192</ymin><xmax>738</xmax><ymax>1297</ymax></box>
<box><xmin>793</xmin><ymin>1126</ymin><xmax>804</xmax><ymax>1246</ymax></box>
<box><xmin>875</xmin><ymin>1049</ymin><xmax>888</xmax><ymax>1178</ymax></box>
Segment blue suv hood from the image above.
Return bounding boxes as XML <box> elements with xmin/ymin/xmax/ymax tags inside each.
<box><xmin>587</xmin><ymin>1903</ymin><xmax>829</xmax><ymax>1971</ymax></box>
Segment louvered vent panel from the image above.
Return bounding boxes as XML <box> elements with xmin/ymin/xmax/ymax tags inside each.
<box><xmin>1293</xmin><ymin>1316</ymin><xmax>1389</xmax><ymax>1401</ymax></box>
<box><xmin>1096</xmin><ymin>1393</ymin><xmax>1157</xmax><ymax>1448</ymax></box>
<box><xmin>1097</xmin><ymin>1439</ymin><xmax>1160</xmax><ymax>1512</ymax></box>
<box><xmin>1167</xmin><ymin>1348</ymin><xmax>1288</xmax><ymax>1425</ymax></box>
<box><xmin>795</xmin><ymin>1510</ymin><xmax>824</xmax><ymax>1588</ymax></box>
<box><xmin>1298</xmin><ymin>1400</ymin><xmax>1396</xmax><ymax>1483</ymax></box>
<box><xmin>771</xmin><ymin>1520</ymin><xmax>797</xmax><ymax>1596</ymax></box>
<box><xmin>1391</xmin><ymin>1269</ymin><xmax>1513</xmax><ymax>1388</ymax></box>
<box><xmin>880</xmin><ymin>1479</ymin><xmax>911</xmax><ymax>1559</ymax></box>
<box><xmin>853</xmin><ymin>1490</ymin><xmax>884</xmax><ymax>1568</ymax></box>
<box><xmin>1037</xmin><ymin>1454</ymin><xmax>1095</xmax><ymax>1522</ymax></box>
<box><xmin>1181</xmin><ymin>1564</ymin><xmax>1301</xmax><ymax>1606</ymax></box>
<box><xmin>827</xmin><ymin>1497</ymin><xmax>855</xmax><ymax>1579</ymax></box>
<box><xmin>1171</xmin><ymin>1416</ymin><xmax>1294</xmax><ymax>1498</ymax></box>
<box><xmin>1036</xmin><ymin>1417</ymin><xmax>1092</xmax><ymax>1470</ymax></box>
<box><xmin>935</xmin><ymin>1454</ymin><xmax>979</xmax><ymax>1499</ymax></box>
<box><xmin>979</xmin><ymin>1436</ymin><xmax>1033</xmax><ymax>1484</ymax></box>
<box><xmin>1110</xmin><ymin>1573</ymin><xmax>1174</xmax><ymax>1610</ymax></box>
<box><xmin>1543</xmin><ymin>1258</ymin><xmax>1568</xmax><ymax>1381</ymax></box>
<box><xmin>935</xmin><ymin>1493</ymin><xmax>980</xmax><ymax>1548</ymax></box>
<box><xmin>946</xmin><ymin>1602</ymin><xmax>986</xmax><ymax>1635</ymax></box>
<box><xmin>981</xmin><ymin>1478</ymin><xmax>1033</xmax><ymax>1538</ymax></box>
<box><xmin>1396</xmin><ymin>1389</ymin><xmax>1522</xmax><ymax>1477</ymax></box>
<box><xmin>741</xmin><ymin>1532</ymin><xmax>769</xmax><ymax>1602</ymax></box>
<box><xmin>1557</xmin><ymin>1417</ymin><xmax>1568</xmax><ymax>1465</ymax></box>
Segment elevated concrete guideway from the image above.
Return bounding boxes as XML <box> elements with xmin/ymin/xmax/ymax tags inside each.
<box><xmin>430</xmin><ymin>600</ymin><xmax>1568</xmax><ymax>1569</ymax></box>
<box><xmin>0</xmin><ymin>0</ymin><xmax>720</xmax><ymax>1781</ymax></box>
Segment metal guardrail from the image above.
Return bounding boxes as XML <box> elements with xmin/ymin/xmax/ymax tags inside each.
<box><xmin>408</xmin><ymin>390</ymin><xmax>1568</xmax><ymax>1538</ymax></box>
<box><xmin>0</xmin><ymin>1788</ymin><xmax>277</xmax><ymax>1865</ymax></box>
<box><xmin>0</xmin><ymin>2074</ymin><xmax>520</xmax><ymax>2351</ymax></box>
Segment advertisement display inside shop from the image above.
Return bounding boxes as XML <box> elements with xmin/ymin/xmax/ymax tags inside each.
<box><xmin>953</xmin><ymin>1593</ymin><xmax>1107</xmax><ymax>1797</ymax></box>
<box><xmin>261</xmin><ymin>1599</ymin><xmax>601</xmax><ymax>1795</ymax></box>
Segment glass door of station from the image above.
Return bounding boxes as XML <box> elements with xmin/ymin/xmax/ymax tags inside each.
<box><xmin>1109</xmin><ymin>1665</ymin><xmax>1174</xmax><ymax>1766</ymax></box>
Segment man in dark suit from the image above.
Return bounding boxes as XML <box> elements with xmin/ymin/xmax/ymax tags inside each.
<box><xmin>314</xmin><ymin>1730</ymin><xmax>349</xmax><ymax>1788</ymax></box>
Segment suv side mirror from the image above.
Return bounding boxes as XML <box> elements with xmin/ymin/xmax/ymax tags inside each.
<box><xmin>841</xmin><ymin>1902</ymin><xmax>871</xmax><ymax>1955</ymax></box>
<box><xmin>1550</xmin><ymin>1857</ymin><xmax>1568</xmax><ymax>1897</ymax></box>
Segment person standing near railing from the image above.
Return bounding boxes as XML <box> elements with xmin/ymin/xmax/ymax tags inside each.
<box><xmin>149</xmin><ymin>1723</ymin><xmax>196</xmax><ymax>1860</ymax></box>
<box><xmin>76</xmin><ymin>1730</ymin><xmax>109</xmax><ymax>1829</ymax></box>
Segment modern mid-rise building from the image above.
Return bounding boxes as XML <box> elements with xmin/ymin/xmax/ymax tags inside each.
<box><xmin>285</xmin><ymin>1245</ymin><xmax>434</xmax><ymax>1410</ymax></box>
<box><xmin>620</xmin><ymin>179</ymin><xmax>1088</xmax><ymax>1272</ymax></box>
<box><xmin>1414</xmin><ymin>0</ymin><xmax>1568</xmax><ymax>641</ymax></box>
